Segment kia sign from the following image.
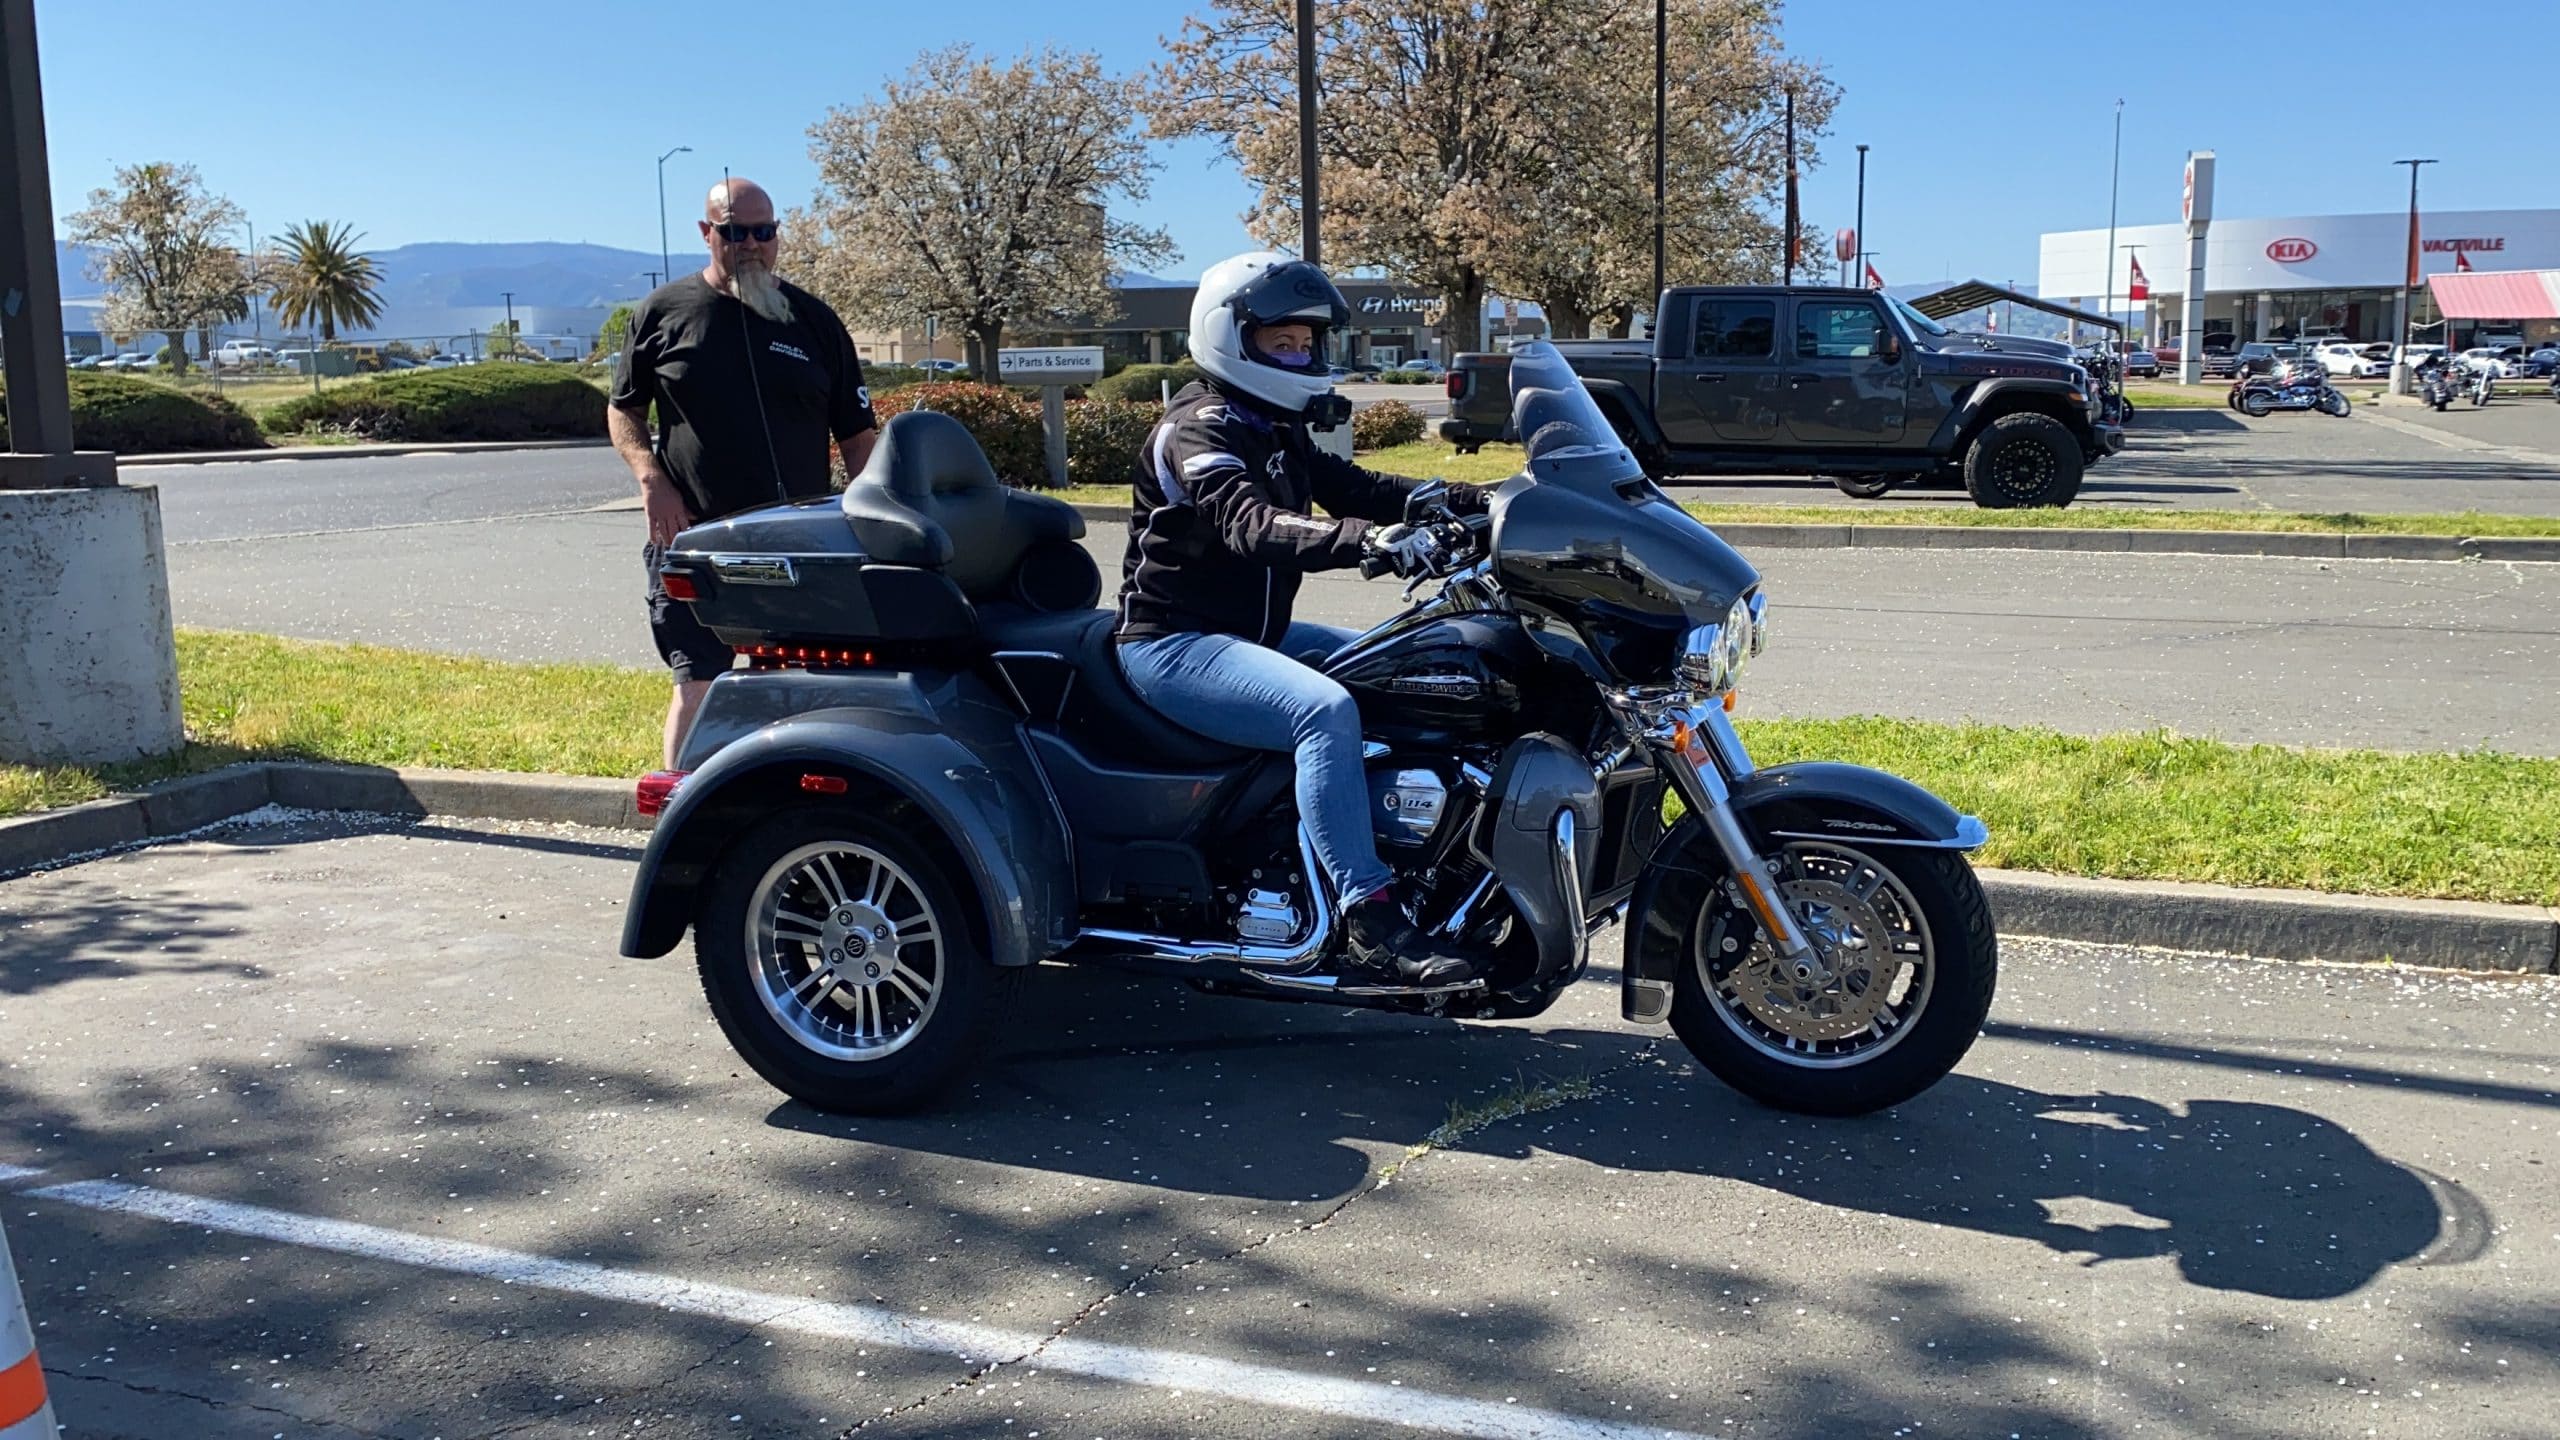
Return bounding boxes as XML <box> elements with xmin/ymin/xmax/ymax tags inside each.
<box><xmin>2265</xmin><ymin>237</ymin><xmax>2319</xmax><ymax>264</ymax></box>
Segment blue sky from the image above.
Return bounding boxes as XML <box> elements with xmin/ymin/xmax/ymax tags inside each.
<box><xmin>35</xmin><ymin>0</ymin><xmax>2557</xmax><ymax>287</ymax></box>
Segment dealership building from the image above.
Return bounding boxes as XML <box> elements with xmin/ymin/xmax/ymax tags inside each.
<box><xmin>2039</xmin><ymin>207</ymin><xmax>2560</xmax><ymax>348</ymax></box>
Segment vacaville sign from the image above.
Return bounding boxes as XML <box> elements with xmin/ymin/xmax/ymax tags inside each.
<box><xmin>2040</xmin><ymin>207</ymin><xmax>2560</xmax><ymax>298</ymax></box>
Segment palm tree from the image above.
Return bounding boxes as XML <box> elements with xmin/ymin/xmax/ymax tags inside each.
<box><xmin>268</xmin><ymin>220</ymin><xmax>384</xmax><ymax>343</ymax></box>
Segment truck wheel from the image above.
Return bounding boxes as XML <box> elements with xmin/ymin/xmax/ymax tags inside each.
<box><xmin>1832</xmin><ymin>474</ymin><xmax>1896</xmax><ymax>499</ymax></box>
<box><xmin>1963</xmin><ymin>413</ymin><xmax>2084</xmax><ymax>509</ymax></box>
<box><xmin>693</xmin><ymin>807</ymin><xmax>1017</xmax><ymax>1115</ymax></box>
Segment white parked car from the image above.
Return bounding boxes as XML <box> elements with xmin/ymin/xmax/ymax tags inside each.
<box><xmin>2457</xmin><ymin>347</ymin><xmax>2512</xmax><ymax>377</ymax></box>
<box><xmin>109</xmin><ymin>352</ymin><xmax>160</xmax><ymax>371</ymax></box>
<box><xmin>425</xmin><ymin>353</ymin><xmax>473</xmax><ymax>369</ymax></box>
<box><xmin>215</xmin><ymin>341</ymin><xmax>278</xmax><ymax>369</ymax></box>
<box><xmin>2313</xmin><ymin>341</ymin><xmax>2388</xmax><ymax>378</ymax></box>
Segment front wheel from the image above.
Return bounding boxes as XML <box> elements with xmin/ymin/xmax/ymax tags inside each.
<box><xmin>1962</xmin><ymin>412</ymin><xmax>2084</xmax><ymax>508</ymax></box>
<box><xmin>693</xmin><ymin>807</ymin><xmax>1014</xmax><ymax>1115</ymax></box>
<box><xmin>2320</xmin><ymin>390</ymin><xmax>2351</xmax><ymax>417</ymax></box>
<box><xmin>1665</xmin><ymin>840</ymin><xmax>1997</xmax><ymax>1116</ymax></box>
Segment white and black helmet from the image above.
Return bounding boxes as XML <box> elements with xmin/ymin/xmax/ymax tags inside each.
<box><xmin>1188</xmin><ymin>251</ymin><xmax>1351</xmax><ymax>415</ymax></box>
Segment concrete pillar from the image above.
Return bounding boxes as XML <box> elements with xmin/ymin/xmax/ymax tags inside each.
<box><xmin>2254</xmin><ymin>293</ymin><xmax>2275</xmax><ymax>341</ymax></box>
<box><xmin>0</xmin><ymin>484</ymin><xmax>185</xmax><ymax>765</ymax></box>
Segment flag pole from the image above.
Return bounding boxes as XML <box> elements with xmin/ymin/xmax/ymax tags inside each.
<box><xmin>1781</xmin><ymin>87</ymin><xmax>1798</xmax><ymax>286</ymax></box>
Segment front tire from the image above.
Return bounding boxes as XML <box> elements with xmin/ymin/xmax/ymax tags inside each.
<box><xmin>693</xmin><ymin>807</ymin><xmax>1013</xmax><ymax>1114</ymax></box>
<box><xmin>1963</xmin><ymin>412</ymin><xmax>2084</xmax><ymax>508</ymax></box>
<box><xmin>1664</xmin><ymin>840</ymin><xmax>1997</xmax><ymax>1117</ymax></box>
<box><xmin>2320</xmin><ymin>390</ymin><xmax>2351</xmax><ymax>417</ymax></box>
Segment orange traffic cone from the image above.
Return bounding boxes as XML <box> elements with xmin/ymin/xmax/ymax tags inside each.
<box><xmin>0</xmin><ymin>1217</ymin><xmax>56</xmax><ymax>1440</ymax></box>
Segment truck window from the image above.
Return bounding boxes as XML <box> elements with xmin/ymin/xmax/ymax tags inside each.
<box><xmin>1694</xmin><ymin>299</ymin><xmax>1776</xmax><ymax>359</ymax></box>
<box><xmin>1796</xmin><ymin>302</ymin><xmax>1885</xmax><ymax>359</ymax></box>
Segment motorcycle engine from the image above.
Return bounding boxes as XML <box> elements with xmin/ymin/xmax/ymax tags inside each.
<box><xmin>1368</xmin><ymin>765</ymin><xmax>1451</xmax><ymax>851</ymax></box>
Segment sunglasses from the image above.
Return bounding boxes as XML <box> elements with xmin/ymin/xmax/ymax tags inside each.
<box><xmin>712</xmin><ymin>221</ymin><xmax>778</xmax><ymax>243</ymax></box>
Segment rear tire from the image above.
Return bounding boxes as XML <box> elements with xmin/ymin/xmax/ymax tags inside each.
<box><xmin>1832</xmin><ymin>474</ymin><xmax>1896</xmax><ymax>499</ymax></box>
<box><xmin>693</xmin><ymin>807</ymin><xmax>1016</xmax><ymax>1115</ymax></box>
<box><xmin>1962</xmin><ymin>412</ymin><xmax>2084</xmax><ymax>508</ymax></box>
<box><xmin>1664</xmin><ymin>841</ymin><xmax>1998</xmax><ymax>1117</ymax></box>
<box><xmin>2241</xmin><ymin>390</ymin><xmax>2273</xmax><ymax>417</ymax></box>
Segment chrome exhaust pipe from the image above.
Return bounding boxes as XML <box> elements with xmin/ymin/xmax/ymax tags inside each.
<box><xmin>1067</xmin><ymin>827</ymin><xmax>1337</xmax><ymax>974</ymax></box>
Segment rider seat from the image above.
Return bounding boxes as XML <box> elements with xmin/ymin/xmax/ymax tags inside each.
<box><xmin>981</xmin><ymin>608</ymin><xmax>1250</xmax><ymax>770</ymax></box>
<box><xmin>840</xmin><ymin>410</ymin><xmax>1100</xmax><ymax>611</ymax></box>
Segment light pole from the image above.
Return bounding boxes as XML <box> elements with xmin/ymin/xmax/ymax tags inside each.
<box><xmin>656</xmin><ymin>144</ymin><xmax>691</xmax><ymax>284</ymax></box>
<box><xmin>500</xmin><ymin>290</ymin><xmax>515</xmax><ymax>362</ymax></box>
<box><xmin>2392</xmin><ymin>158</ymin><xmax>2437</xmax><ymax>395</ymax></box>
<box><xmin>1852</xmin><ymin>144</ymin><xmax>1868</xmax><ymax>288</ymax></box>
<box><xmin>1295</xmin><ymin>0</ymin><xmax>1320</xmax><ymax>267</ymax></box>
<box><xmin>2102</xmin><ymin>100</ymin><xmax>2123</xmax><ymax>351</ymax></box>
<box><xmin>1651</xmin><ymin>0</ymin><xmax>1666</xmax><ymax>311</ymax></box>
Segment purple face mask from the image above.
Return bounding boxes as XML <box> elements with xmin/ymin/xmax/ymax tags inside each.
<box><xmin>1265</xmin><ymin>349</ymin><xmax>1314</xmax><ymax>368</ymax></box>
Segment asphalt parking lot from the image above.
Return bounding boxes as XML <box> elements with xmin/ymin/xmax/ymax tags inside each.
<box><xmin>4</xmin><ymin>811</ymin><xmax>2556</xmax><ymax>1438</ymax></box>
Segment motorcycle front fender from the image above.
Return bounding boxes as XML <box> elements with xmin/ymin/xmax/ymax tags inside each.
<box><xmin>1619</xmin><ymin>761</ymin><xmax>1984</xmax><ymax>1023</ymax></box>
<box><xmin>620</xmin><ymin>690</ymin><xmax>1073</xmax><ymax>966</ymax></box>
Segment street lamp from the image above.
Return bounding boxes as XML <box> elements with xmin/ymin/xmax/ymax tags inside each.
<box><xmin>2392</xmin><ymin>158</ymin><xmax>2437</xmax><ymax>395</ymax></box>
<box><xmin>656</xmin><ymin>144</ymin><xmax>692</xmax><ymax>284</ymax></box>
<box><xmin>2101</xmin><ymin>100</ymin><xmax>2123</xmax><ymax>346</ymax></box>
<box><xmin>1852</xmin><ymin>144</ymin><xmax>1868</xmax><ymax>288</ymax></box>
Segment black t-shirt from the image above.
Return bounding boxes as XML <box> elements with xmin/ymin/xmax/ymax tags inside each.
<box><xmin>611</xmin><ymin>274</ymin><xmax>877</xmax><ymax>522</ymax></box>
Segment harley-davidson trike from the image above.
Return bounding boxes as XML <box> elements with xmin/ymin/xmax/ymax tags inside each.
<box><xmin>623</xmin><ymin>343</ymin><xmax>1998</xmax><ymax>1117</ymax></box>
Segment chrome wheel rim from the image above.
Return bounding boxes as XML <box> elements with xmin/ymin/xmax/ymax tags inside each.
<box><xmin>747</xmin><ymin>841</ymin><xmax>943</xmax><ymax>1062</ymax></box>
<box><xmin>1696</xmin><ymin>842</ymin><xmax>1935</xmax><ymax>1069</ymax></box>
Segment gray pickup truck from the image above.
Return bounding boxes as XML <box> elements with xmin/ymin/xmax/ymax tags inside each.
<box><xmin>1440</xmin><ymin>285</ymin><xmax>2124</xmax><ymax>508</ymax></box>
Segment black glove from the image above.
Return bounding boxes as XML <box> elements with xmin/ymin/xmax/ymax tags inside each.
<box><xmin>1441</xmin><ymin>482</ymin><xmax>1491</xmax><ymax>516</ymax></box>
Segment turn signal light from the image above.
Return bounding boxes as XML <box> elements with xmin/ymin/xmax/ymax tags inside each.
<box><xmin>635</xmin><ymin>770</ymin><xmax>690</xmax><ymax>817</ymax></box>
<box><xmin>660</xmin><ymin>572</ymin><xmax>700</xmax><ymax>602</ymax></box>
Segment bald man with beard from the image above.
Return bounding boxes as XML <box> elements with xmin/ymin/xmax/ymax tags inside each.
<box><xmin>610</xmin><ymin>177</ymin><xmax>879</xmax><ymax>764</ymax></box>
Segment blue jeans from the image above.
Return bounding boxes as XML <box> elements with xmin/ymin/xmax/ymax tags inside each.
<box><xmin>1116</xmin><ymin>622</ymin><xmax>1386</xmax><ymax>902</ymax></box>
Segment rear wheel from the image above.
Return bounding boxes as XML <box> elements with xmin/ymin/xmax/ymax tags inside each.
<box><xmin>1962</xmin><ymin>412</ymin><xmax>2084</xmax><ymax>508</ymax></box>
<box><xmin>2241</xmin><ymin>389</ymin><xmax>2273</xmax><ymax>417</ymax></box>
<box><xmin>1666</xmin><ymin>840</ymin><xmax>1997</xmax><ymax>1116</ymax></box>
<box><xmin>1831</xmin><ymin>474</ymin><xmax>1896</xmax><ymax>499</ymax></box>
<box><xmin>694</xmin><ymin>807</ymin><xmax>1014</xmax><ymax>1114</ymax></box>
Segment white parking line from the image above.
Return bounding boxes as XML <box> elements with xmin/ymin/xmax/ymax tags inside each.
<box><xmin>6</xmin><ymin>1167</ymin><xmax>1707</xmax><ymax>1440</ymax></box>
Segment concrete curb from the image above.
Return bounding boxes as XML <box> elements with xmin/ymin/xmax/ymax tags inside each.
<box><xmin>4</xmin><ymin>762</ymin><xmax>2553</xmax><ymax>974</ymax></box>
<box><xmin>1064</xmin><ymin>504</ymin><xmax>2560</xmax><ymax>561</ymax></box>
<box><xmin>119</xmin><ymin>438</ymin><xmax>609</xmax><ymax>468</ymax></box>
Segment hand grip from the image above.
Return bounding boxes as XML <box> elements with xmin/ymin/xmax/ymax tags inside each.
<box><xmin>1360</xmin><ymin>553</ymin><xmax>1395</xmax><ymax>579</ymax></box>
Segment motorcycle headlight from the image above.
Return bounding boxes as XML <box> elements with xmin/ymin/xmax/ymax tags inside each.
<box><xmin>1677</xmin><ymin>594</ymin><xmax>1765</xmax><ymax>696</ymax></box>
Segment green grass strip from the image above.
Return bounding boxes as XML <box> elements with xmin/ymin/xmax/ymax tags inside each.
<box><xmin>5</xmin><ymin>631</ymin><xmax>2554</xmax><ymax>907</ymax></box>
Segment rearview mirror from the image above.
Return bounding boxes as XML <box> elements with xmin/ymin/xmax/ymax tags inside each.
<box><xmin>1878</xmin><ymin>333</ymin><xmax>1903</xmax><ymax>365</ymax></box>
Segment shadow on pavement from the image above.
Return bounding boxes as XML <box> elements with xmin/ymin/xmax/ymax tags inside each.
<box><xmin>767</xmin><ymin>968</ymin><xmax>2470</xmax><ymax>1303</ymax></box>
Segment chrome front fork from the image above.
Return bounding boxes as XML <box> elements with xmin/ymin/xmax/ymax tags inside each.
<box><xmin>1627</xmin><ymin>698</ymin><xmax>1832</xmax><ymax>984</ymax></box>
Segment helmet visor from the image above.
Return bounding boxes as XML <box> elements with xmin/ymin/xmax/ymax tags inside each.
<box><xmin>1226</xmin><ymin>259</ymin><xmax>1352</xmax><ymax>330</ymax></box>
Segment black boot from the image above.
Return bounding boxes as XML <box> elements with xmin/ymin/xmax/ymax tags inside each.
<box><xmin>1343</xmin><ymin>889</ymin><xmax>1476</xmax><ymax>987</ymax></box>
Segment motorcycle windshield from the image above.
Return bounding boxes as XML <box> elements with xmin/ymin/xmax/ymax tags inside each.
<box><xmin>1490</xmin><ymin>341</ymin><xmax>1760</xmax><ymax>687</ymax></box>
<box><xmin>1507</xmin><ymin>341</ymin><xmax>1646</xmax><ymax>482</ymax></box>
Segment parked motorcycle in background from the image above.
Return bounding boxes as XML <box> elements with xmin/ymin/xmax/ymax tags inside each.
<box><xmin>2464</xmin><ymin>357</ymin><xmax>2496</xmax><ymax>408</ymax></box>
<box><xmin>2417</xmin><ymin>356</ymin><xmax>2461</xmax><ymax>412</ymax></box>
<box><xmin>2235</xmin><ymin>357</ymin><xmax>2351</xmax><ymax>418</ymax></box>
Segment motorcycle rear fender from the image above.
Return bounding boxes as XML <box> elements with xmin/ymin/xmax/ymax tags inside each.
<box><xmin>1479</xmin><ymin>734</ymin><xmax>1606</xmax><ymax>986</ymax></box>
<box><xmin>620</xmin><ymin>675</ymin><xmax>1073</xmax><ymax>966</ymax></box>
<box><xmin>1618</xmin><ymin>761</ymin><xmax>1983</xmax><ymax>1023</ymax></box>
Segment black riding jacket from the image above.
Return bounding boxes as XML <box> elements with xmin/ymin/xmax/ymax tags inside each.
<box><xmin>1115</xmin><ymin>379</ymin><xmax>1416</xmax><ymax>646</ymax></box>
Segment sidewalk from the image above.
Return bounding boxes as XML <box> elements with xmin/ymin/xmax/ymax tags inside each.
<box><xmin>119</xmin><ymin>437</ymin><xmax>609</xmax><ymax>467</ymax></box>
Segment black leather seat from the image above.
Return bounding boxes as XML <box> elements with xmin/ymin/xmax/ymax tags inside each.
<box><xmin>981</xmin><ymin>608</ymin><xmax>1249</xmax><ymax>770</ymax></box>
<box><xmin>840</xmin><ymin>411</ymin><xmax>1098</xmax><ymax>610</ymax></box>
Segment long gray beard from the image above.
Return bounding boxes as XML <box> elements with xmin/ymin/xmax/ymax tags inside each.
<box><xmin>728</xmin><ymin>262</ymin><xmax>794</xmax><ymax>324</ymax></box>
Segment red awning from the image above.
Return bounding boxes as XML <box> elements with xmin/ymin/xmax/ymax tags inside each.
<box><xmin>2426</xmin><ymin>269</ymin><xmax>2560</xmax><ymax>320</ymax></box>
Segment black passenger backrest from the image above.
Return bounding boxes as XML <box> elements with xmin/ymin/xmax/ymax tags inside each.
<box><xmin>840</xmin><ymin>410</ymin><xmax>1100</xmax><ymax>609</ymax></box>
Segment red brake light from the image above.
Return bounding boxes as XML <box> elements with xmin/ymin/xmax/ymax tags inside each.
<box><xmin>799</xmin><ymin>773</ymin><xmax>849</xmax><ymax>795</ymax></box>
<box><xmin>660</xmin><ymin>571</ymin><xmax>699</xmax><ymax>602</ymax></box>
<box><xmin>1444</xmin><ymin>371</ymin><xmax>1464</xmax><ymax>400</ymax></box>
<box><xmin>635</xmin><ymin>770</ymin><xmax>689</xmax><ymax>816</ymax></box>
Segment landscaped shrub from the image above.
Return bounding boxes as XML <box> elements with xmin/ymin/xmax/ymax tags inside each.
<box><xmin>0</xmin><ymin>372</ymin><xmax>264</xmax><ymax>453</ymax></box>
<box><xmin>872</xmin><ymin>382</ymin><xmax>1046</xmax><ymax>485</ymax></box>
<box><xmin>1351</xmin><ymin>398</ymin><xmax>1426</xmax><ymax>451</ymax></box>
<box><xmin>1065</xmin><ymin>399</ymin><xmax>1161</xmax><ymax>491</ymax></box>
<box><xmin>260</xmin><ymin>365</ymin><xmax>606</xmax><ymax>442</ymax></box>
<box><xmin>1090</xmin><ymin>361</ymin><xmax>1202</xmax><ymax>403</ymax></box>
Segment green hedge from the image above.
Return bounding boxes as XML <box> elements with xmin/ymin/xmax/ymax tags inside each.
<box><xmin>0</xmin><ymin>372</ymin><xmax>264</xmax><ymax>453</ymax></box>
<box><xmin>1352</xmin><ymin>398</ymin><xmax>1426</xmax><ymax>451</ymax></box>
<box><xmin>875</xmin><ymin>382</ymin><xmax>1046</xmax><ymax>484</ymax></box>
<box><xmin>259</xmin><ymin>365</ymin><xmax>606</xmax><ymax>442</ymax></box>
<box><xmin>1090</xmin><ymin>361</ymin><xmax>1203</xmax><ymax>403</ymax></box>
<box><xmin>1065</xmin><ymin>399</ymin><xmax>1160</xmax><ymax>491</ymax></box>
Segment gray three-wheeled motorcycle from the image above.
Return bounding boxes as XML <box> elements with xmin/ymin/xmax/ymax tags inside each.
<box><xmin>622</xmin><ymin>343</ymin><xmax>1997</xmax><ymax>1116</ymax></box>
